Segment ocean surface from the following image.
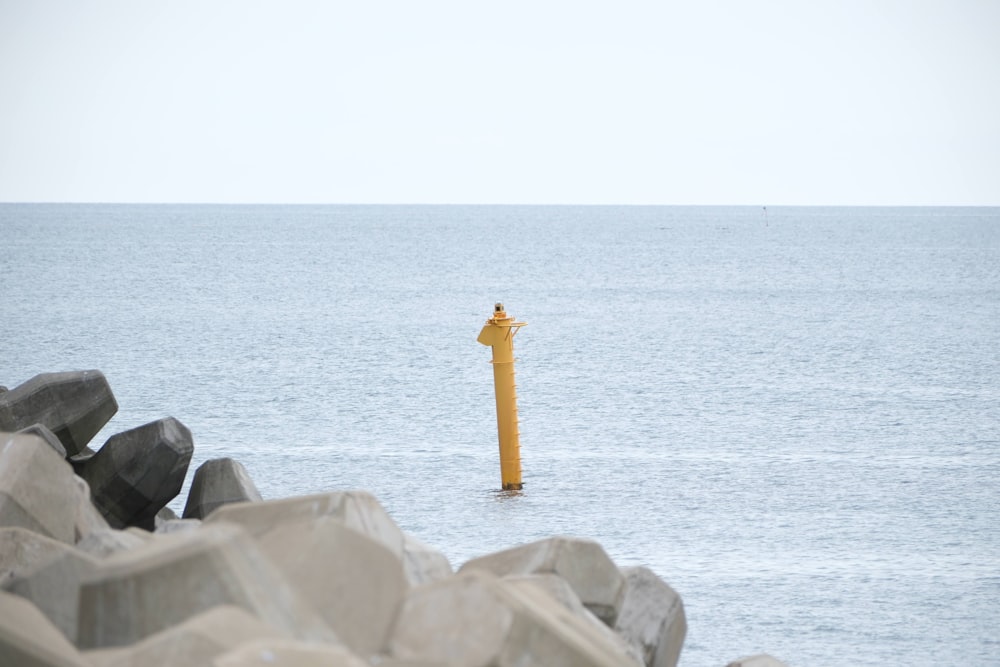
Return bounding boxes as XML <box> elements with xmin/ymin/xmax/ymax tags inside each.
<box><xmin>2</xmin><ymin>203</ymin><xmax>998</xmax><ymax>666</ymax></box>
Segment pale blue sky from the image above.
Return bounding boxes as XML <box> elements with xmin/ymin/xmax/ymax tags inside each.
<box><xmin>1</xmin><ymin>0</ymin><xmax>998</xmax><ymax>205</ymax></box>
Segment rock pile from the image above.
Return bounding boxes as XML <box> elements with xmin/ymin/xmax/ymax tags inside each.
<box><xmin>0</xmin><ymin>370</ymin><xmax>787</xmax><ymax>667</ymax></box>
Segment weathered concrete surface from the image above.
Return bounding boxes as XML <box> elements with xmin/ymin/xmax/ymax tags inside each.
<box><xmin>0</xmin><ymin>590</ymin><xmax>88</xmax><ymax>667</ymax></box>
<box><xmin>402</xmin><ymin>533</ymin><xmax>453</xmax><ymax>586</ymax></box>
<box><xmin>506</xmin><ymin>574</ymin><xmax>643</xmax><ymax>666</ymax></box>
<box><xmin>0</xmin><ymin>527</ymin><xmax>76</xmax><ymax>585</ymax></box>
<box><xmin>183</xmin><ymin>457</ymin><xmax>263</xmax><ymax>519</ymax></box>
<box><xmin>71</xmin><ymin>474</ymin><xmax>111</xmax><ymax>543</ymax></box>
<box><xmin>214</xmin><ymin>638</ymin><xmax>367</xmax><ymax>667</ymax></box>
<box><xmin>76</xmin><ymin>522</ymin><xmax>338</xmax><ymax>649</ymax></box>
<box><xmin>206</xmin><ymin>490</ymin><xmax>404</xmax><ymax>556</ymax></box>
<box><xmin>75</xmin><ymin>528</ymin><xmax>148</xmax><ymax>559</ymax></box>
<box><xmin>4</xmin><ymin>542</ymin><xmax>102</xmax><ymax>644</ymax></box>
<box><xmin>388</xmin><ymin>569</ymin><xmax>638</xmax><ymax>667</ymax></box>
<box><xmin>79</xmin><ymin>417</ymin><xmax>193</xmax><ymax>531</ymax></box>
<box><xmin>0</xmin><ymin>371</ymin><xmax>117</xmax><ymax>457</ymax></box>
<box><xmin>614</xmin><ymin>566</ymin><xmax>686</xmax><ymax>667</ymax></box>
<box><xmin>83</xmin><ymin>605</ymin><xmax>294</xmax><ymax>667</ymax></box>
<box><xmin>16</xmin><ymin>423</ymin><xmax>67</xmax><ymax>457</ymax></box>
<box><xmin>251</xmin><ymin>515</ymin><xmax>408</xmax><ymax>657</ymax></box>
<box><xmin>155</xmin><ymin>517</ymin><xmax>202</xmax><ymax>534</ymax></box>
<box><xmin>460</xmin><ymin>536</ymin><xmax>626</xmax><ymax>626</ymax></box>
<box><xmin>0</xmin><ymin>432</ymin><xmax>79</xmax><ymax>544</ymax></box>
<box><xmin>725</xmin><ymin>655</ymin><xmax>789</xmax><ymax>667</ymax></box>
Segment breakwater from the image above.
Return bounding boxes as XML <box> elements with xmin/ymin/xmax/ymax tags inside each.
<box><xmin>0</xmin><ymin>370</ymin><xmax>784</xmax><ymax>667</ymax></box>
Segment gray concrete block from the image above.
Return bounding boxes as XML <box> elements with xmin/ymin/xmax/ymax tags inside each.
<box><xmin>0</xmin><ymin>590</ymin><xmax>88</xmax><ymax>667</ymax></box>
<box><xmin>506</xmin><ymin>574</ymin><xmax>643</xmax><ymax>666</ymax></box>
<box><xmin>205</xmin><ymin>490</ymin><xmax>404</xmax><ymax>557</ymax></box>
<box><xmin>75</xmin><ymin>528</ymin><xmax>148</xmax><ymax>559</ymax></box>
<box><xmin>387</xmin><ymin>569</ymin><xmax>638</xmax><ymax>667</ymax></box>
<box><xmin>213</xmin><ymin>638</ymin><xmax>368</xmax><ymax>666</ymax></box>
<box><xmin>79</xmin><ymin>417</ymin><xmax>193</xmax><ymax>531</ymax></box>
<box><xmin>614</xmin><ymin>566</ymin><xmax>687</xmax><ymax>667</ymax></box>
<box><xmin>402</xmin><ymin>533</ymin><xmax>453</xmax><ymax>586</ymax></box>
<box><xmin>252</xmin><ymin>516</ymin><xmax>408</xmax><ymax>657</ymax></box>
<box><xmin>82</xmin><ymin>605</ymin><xmax>294</xmax><ymax>667</ymax></box>
<box><xmin>71</xmin><ymin>475</ymin><xmax>111</xmax><ymax>543</ymax></box>
<box><xmin>4</xmin><ymin>541</ymin><xmax>102</xmax><ymax>644</ymax></box>
<box><xmin>183</xmin><ymin>457</ymin><xmax>263</xmax><ymax>519</ymax></box>
<box><xmin>0</xmin><ymin>371</ymin><xmax>117</xmax><ymax>456</ymax></box>
<box><xmin>0</xmin><ymin>432</ymin><xmax>79</xmax><ymax>544</ymax></box>
<box><xmin>76</xmin><ymin>522</ymin><xmax>338</xmax><ymax>649</ymax></box>
<box><xmin>16</xmin><ymin>423</ymin><xmax>67</xmax><ymax>458</ymax></box>
<box><xmin>460</xmin><ymin>536</ymin><xmax>626</xmax><ymax>627</ymax></box>
<box><xmin>0</xmin><ymin>527</ymin><xmax>75</xmax><ymax>586</ymax></box>
<box><xmin>154</xmin><ymin>518</ymin><xmax>202</xmax><ymax>534</ymax></box>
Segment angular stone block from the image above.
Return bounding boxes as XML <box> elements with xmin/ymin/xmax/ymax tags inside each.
<box><xmin>214</xmin><ymin>638</ymin><xmax>368</xmax><ymax>667</ymax></box>
<box><xmin>76</xmin><ymin>522</ymin><xmax>338</xmax><ymax>649</ymax></box>
<box><xmin>725</xmin><ymin>655</ymin><xmax>789</xmax><ymax>667</ymax></box>
<box><xmin>614</xmin><ymin>566</ymin><xmax>686</xmax><ymax>667</ymax></box>
<box><xmin>460</xmin><ymin>536</ymin><xmax>626</xmax><ymax>626</ymax></box>
<box><xmin>79</xmin><ymin>417</ymin><xmax>193</xmax><ymax>530</ymax></box>
<box><xmin>506</xmin><ymin>574</ymin><xmax>643</xmax><ymax>666</ymax></box>
<box><xmin>0</xmin><ymin>590</ymin><xmax>88</xmax><ymax>667</ymax></box>
<box><xmin>183</xmin><ymin>457</ymin><xmax>263</xmax><ymax>519</ymax></box>
<box><xmin>402</xmin><ymin>533</ymin><xmax>453</xmax><ymax>586</ymax></box>
<box><xmin>71</xmin><ymin>475</ymin><xmax>111</xmax><ymax>543</ymax></box>
<box><xmin>206</xmin><ymin>490</ymin><xmax>404</xmax><ymax>557</ymax></box>
<box><xmin>82</xmin><ymin>605</ymin><xmax>293</xmax><ymax>667</ymax></box>
<box><xmin>16</xmin><ymin>423</ymin><xmax>67</xmax><ymax>457</ymax></box>
<box><xmin>0</xmin><ymin>432</ymin><xmax>79</xmax><ymax>543</ymax></box>
<box><xmin>155</xmin><ymin>518</ymin><xmax>202</xmax><ymax>534</ymax></box>
<box><xmin>387</xmin><ymin>569</ymin><xmax>638</xmax><ymax>667</ymax></box>
<box><xmin>4</xmin><ymin>541</ymin><xmax>102</xmax><ymax>644</ymax></box>
<box><xmin>75</xmin><ymin>528</ymin><xmax>148</xmax><ymax>559</ymax></box>
<box><xmin>251</xmin><ymin>516</ymin><xmax>408</xmax><ymax>657</ymax></box>
<box><xmin>0</xmin><ymin>371</ymin><xmax>117</xmax><ymax>456</ymax></box>
<box><xmin>0</xmin><ymin>527</ymin><xmax>75</xmax><ymax>585</ymax></box>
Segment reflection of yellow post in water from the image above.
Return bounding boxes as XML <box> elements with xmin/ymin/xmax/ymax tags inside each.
<box><xmin>477</xmin><ymin>302</ymin><xmax>527</xmax><ymax>490</ymax></box>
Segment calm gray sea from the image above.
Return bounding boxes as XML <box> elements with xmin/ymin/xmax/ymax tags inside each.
<box><xmin>2</xmin><ymin>204</ymin><xmax>998</xmax><ymax>666</ymax></box>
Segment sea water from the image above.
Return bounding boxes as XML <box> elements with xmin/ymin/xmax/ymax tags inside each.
<box><xmin>2</xmin><ymin>203</ymin><xmax>998</xmax><ymax>666</ymax></box>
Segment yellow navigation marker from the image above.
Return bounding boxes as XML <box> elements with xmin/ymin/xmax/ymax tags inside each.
<box><xmin>477</xmin><ymin>302</ymin><xmax>527</xmax><ymax>490</ymax></box>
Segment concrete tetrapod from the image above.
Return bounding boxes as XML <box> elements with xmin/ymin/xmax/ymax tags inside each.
<box><xmin>15</xmin><ymin>423</ymin><xmax>67</xmax><ymax>457</ymax></box>
<box><xmin>0</xmin><ymin>527</ymin><xmax>80</xmax><ymax>586</ymax></box>
<box><xmin>3</xmin><ymin>541</ymin><xmax>102</xmax><ymax>644</ymax></box>
<box><xmin>614</xmin><ymin>566</ymin><xmax>687</xmax><ymax>667</ymax></box>
<box><xmin>402</xmin><ymin>533</ymin><xmax>454</xmax><ymax>586</ymax></box>
<box><xmin>387</xmin><ymin>569</ymin><xmax>638</xmax><ymax>667</ymax></box>
<box><xmin>0</xmin><ymin>591</ymin><xmax>88</xmax><ymax>667</ymax></box>
<box><xmin>70</xmin><ymin>474</ymin><xmax>111</xmax><ymax>543</ymax></box>
<box><xmin>79</xmin><ymin>417</ymin><xmax>193</xmax><ymax>530</ymax></box>
<box><xmin>75</xmin><ymin>522</ymin><xmax>339</xmax><ymax>649</ymax></box>
<box><xmin>205</xmin><ymin>490</ymin><xmax>405</xmax><ymax>557</ymax></box>
<box><xmin>183</xmin><ymin>457</ymin><xmax>263</xmax><ymax>519</ymax></box>
<box><xmin>459</xmin><ymin>536</ymin><xmax>626</xmax><ymax>627</ymax></box>
<box><xmin>505</xmin><ymin>574</ymin><xmax>644</xmax><ymax>666</ymax></box>
<box><xmin>0</xmin><ymin>432</ymin><xmax>80</xmax><ymax>544</ymax></box>
<box><xmin>82</xmin><ymin>605</ymin><xmax>295</xmax><ymax>667</ymax></box>
<box><xmin>238</xmin><ymin>514</ymin><xmax>409</xmax><ymax>657</ymax></box>
<box><xmin>0</xmin><ymin>371</ymin><xmax>117</xmax><ymax>457</ymax></box>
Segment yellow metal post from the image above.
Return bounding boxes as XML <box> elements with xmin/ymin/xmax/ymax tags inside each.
<box><xmin>477</xmin><ymin>302</ymin><xmax>527</xmax><ymax>490</ymax></box>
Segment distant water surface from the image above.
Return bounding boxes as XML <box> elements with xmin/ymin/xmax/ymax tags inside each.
<box><xmin>2</xmin><ymin>204</ymin><xmax>998</xmax><ymax>666</ymax></box>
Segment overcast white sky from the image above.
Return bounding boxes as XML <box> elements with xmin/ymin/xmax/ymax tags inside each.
<box><xmin>1</xmin><ymin>1</ymin><xmax>997</xmax><ymax>205</ymax></box>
